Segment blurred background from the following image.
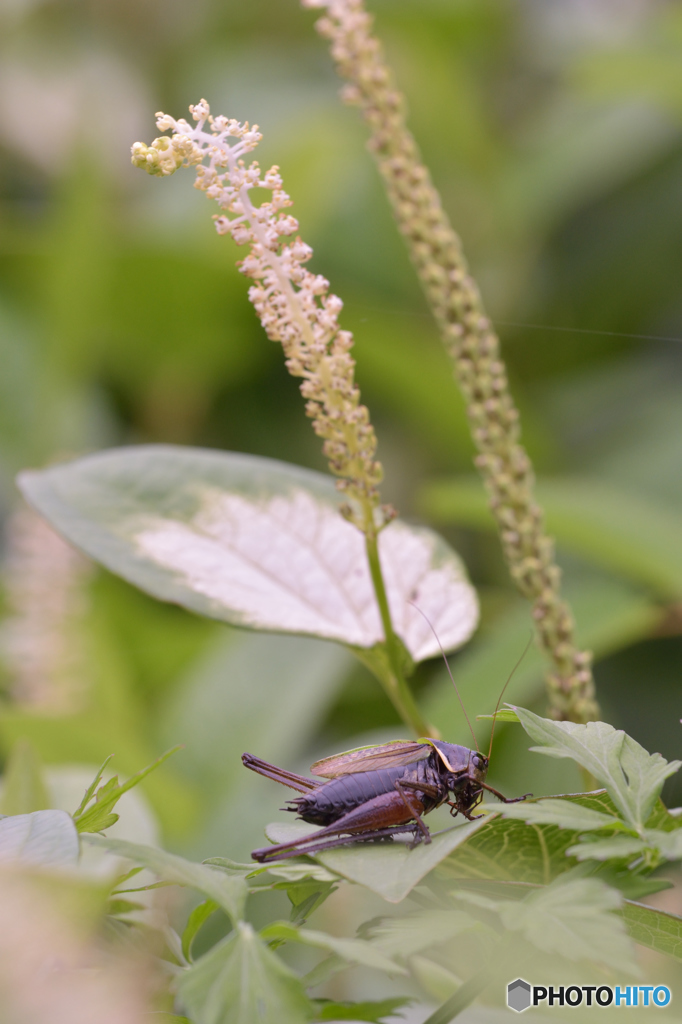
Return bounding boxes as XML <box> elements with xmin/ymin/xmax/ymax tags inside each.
<box><xmin>1</xmin><ymin>0</ymin><xmax>682</xmax><ymax>869</ymax></box>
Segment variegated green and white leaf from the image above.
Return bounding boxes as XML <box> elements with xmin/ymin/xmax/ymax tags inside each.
<box><xmin>18</xmin><ymin>446</ymin><xmax>478</xmax><ymax>661</ymax></box>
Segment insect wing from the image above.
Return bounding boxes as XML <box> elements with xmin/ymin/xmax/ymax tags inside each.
<box><xmin>311</xmin><ymin>740</ymin><xmax>432</xmax><ymax>778</ymax></box>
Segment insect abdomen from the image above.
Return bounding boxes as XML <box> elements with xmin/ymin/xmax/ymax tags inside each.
<box><xmin>291</xmin><ymin>766</ymin><xmax>410</xmax><ymax>826</ymax></box>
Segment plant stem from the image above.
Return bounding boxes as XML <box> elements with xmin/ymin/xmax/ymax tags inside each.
<box><xmin>365</xmin><ymin>533</ymin><xmax>437</xmax><ymax>737</ymax></box>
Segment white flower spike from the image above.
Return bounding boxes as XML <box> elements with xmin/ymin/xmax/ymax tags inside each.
<box><xmin>132</xmin><ymin>101</ymin><xmax>388</xmax><ymax>534</ymax></box>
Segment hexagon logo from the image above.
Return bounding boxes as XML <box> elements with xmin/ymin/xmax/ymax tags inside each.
<box><xmin>507</xmin><ymin>978</ymin><xmax>532</xmax><ymax>1013</ymax></box>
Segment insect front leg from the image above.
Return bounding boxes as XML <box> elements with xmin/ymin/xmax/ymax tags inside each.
<box><xmin>480</xmin><ymin>782</ymin><xmax>532</xmax><ymax>803</ymax></box>
<box><xmin>393</xmin><ymin>779</ymin><xmax>440</xmax><ymax>845</ymax></box>
<box><xmin>447</xmin><ymin>785</ymin><xmax>485</xmax><ymax>821</ymax></box>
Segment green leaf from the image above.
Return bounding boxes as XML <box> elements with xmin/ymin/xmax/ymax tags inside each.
<box><xmin>458</xmin><ymin>878</ymin><xmax>638</xmax><ymax>973</ymax></box>
<box><xmin>178</xmin><ymin>921</ymin><xmax>313</xmax><ymax>1024</ymax></box>
<box><xmin>569</xmin><ymin>828</ymin><xmax>682</xmax><ymax>864</ymax></box>
<box><xmin>565</xmin><ymin>836</ymin><xmax>648</xmax><ymax>862</ymax></box>
<box><xmin>476</xmin><ymin>709</ymin><xmax>520</xmax><ymax>724</ymax></box>
<box><xmin>18</xmin><ymin>446</ymin><xmax>478</xmax><ymax>662</ymax></box>
<box><xmin>512</xmin><ymin>707</ymin><xmax>681</xmax><ymax>828</ymax></box>
<box><xmin>283</xmin><ymin>882</ymin><xmax>338</xmax><ymax>925</ymax></box>
<box><xmin>259</xmin><ymin>863</ymin><xmax>340</xmax><ymax>884</ymax></box>
<box><xmin>488</xmin><ymin>796</ymin><xmax>630</xmax><ymax>832</ymax></box>
<box><xmin>0</xmin><ymin>809</ymin><xmax>79</xmax><ymax>867</ymax></box>
<box><xmin>204</xmin><ymin>857</ymin><xmax>260</xmax><ymax>873</ymax></box>
<box><xmin>438</xmin><ymin>792</ymin><xmax>679</xmax><ymax>889</ymax></box>
<box><xmin>301</xmin><ymin>955</ymin><xmax>346</xmax><ymax>990</ymax></box>
<box><xmin>644</xmin><ymin>829</ymin><xmax>682</xmax><ymax>859</ymax></box>
<box><xmin>260</xmin><ymin>922</ymin><xmax>406</xmax><ymax>975</ymax></box>
<box><xmin>313</xmin><ymin>997</ymin><xmax>412</xmax><ymax>1022</ymax></box>
<box><xmin>621</xmin><ymin>900</ymin><xmax>682</xmax><ymax>962</ymax></box>
<box><xmin>107</xmin><ymin>897</ymin><xmax>145</xmax><ymax>917</ymax></box>
<box><xmin>73</xmin><ymin>747</ymin><xmax>181</xmax><ymax>833</ymax></box>
<box><xmin>84</xmin><ymin>836</ymin><xmax>247</xmax><ymax>923</ymax></box>
<box><xmin>420</xmin><ymin>475</ymin><xmax>682</xmax><ymax>598</ymax></box>
<box><xmin>437</xmin><ymin>793</ymin><xmax>624</xmax><ymax>884</ymax></box>
<box><xmin>0</xmin><ymin>738</ymin><xmax>51</xmax><ymax>815</ymax></box>
<box><xmin>183</xmin><ymin>899</ymin><xmax>220</xmax><ymax>962</ymax></box>
<box><xmin>73</xmin><ymin>756</ymin><xmax>114</xmax><ymax>817</ymax></box>
<box><xmin>438</xmin><ymin>816</ymin><xmax>573</xmax><ymax>884</ymax></box>
<box><xmin>360</xmin><ymin>908</ymin><xmax>486</xmax><ymax>959</ymax></box>
<box><xmin>264</xmin><ymin>817</ymin><xmax>490</xmax><ymax>903</ymax></box>
<box><xmin>409</xmin><ymin>955</ymin><xmax>461</xmax><ymax>1002</ymax></box>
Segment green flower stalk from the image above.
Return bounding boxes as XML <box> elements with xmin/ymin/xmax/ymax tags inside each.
<box><xmin>132</xmin><ymin>101</ymin><xmax>435</xmax><ymax>737</ymax></box>
<box><xmin>301</xmin><ymin>0</ymin><xmax>598</xmax><ymax>723</ymax></box>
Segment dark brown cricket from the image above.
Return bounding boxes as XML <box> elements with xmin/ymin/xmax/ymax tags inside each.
<box><xmin>243</xmin><ymin>738</ymin><xmax>530</xmax><ymax>862</ymax></box>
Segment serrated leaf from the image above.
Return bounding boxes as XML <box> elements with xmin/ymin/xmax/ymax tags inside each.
<box><xmin>18</xmin><ymin>446</ymin><xmax>478</xmax><ymax>661</ymax></box>
<box><xmin>264</xmin><ymin>817</ymin><xmax>489</xmax><ymax>903</ymax></box>
<box><xmin>284</xmin><ymin>881</ymin><xmax>337</xmax><ymax>925</ymax></box>
<box><xmin>260</xmin><ymin>863</ymin><xmax>340</xmax><ymax>884</ymax></box>
<box><xmin>566</xmin><ymin>836</ymin><xmax>648</xmax><ymax>862</ymax></box>
<box><xmin>437</xmin><ymin>793</ymin><xmax>624</xmax><ymax>884</ymax></box>
<box><xmin>178</xmin><ymin>920</ymin><xmax>313</xmax><ymax>1024</ymax></box>
<box><xmin>512</xmin><ymin>707</ymin><xmax>681</xmax><ymax>828</ymax></box>
<box><xmin>84</xmin><ymin>836</ymin><xmax>247</xmax><ymax>923</ymax></box>
<box><xmin>260</xmin><ymin>922</ymin><xmax>406</xmax><ymax>975</ymax></box>
<box><xmin>438</xmin><ymin>792</ymin><xmax>678</xmax><ymax>888</ymax></box>
<box><xmin>569</xmin><ymin>827</ymin><xmax>682</xmax><ymax>864</ymax></box>
<box><xmin>361</xmin><ymin>908</ymin><xmax>485</xmax><ymax>959</ymax></box>
<box><xmin>0</xmin><ymin>809</ymin><xmax>79</xmax><ymax>867</ymax></box>
<box><xmin>183</xmin><ymin>899</ymin><xmax>220</xmax><ymax>962</ymax></box>
<box><xmin>644</xmin><ymin>829</ymin><xmax>682</xmax><ymax>859</ymax></box>
<box><xmin>73</xmin><ymin>747</ymin><xmax>181</xmax><ymax>834</ymax></box>
<box><xmin>72</xmin><ymin>755</ymin><xmax>114</xmax><ymax>819</ymax></box>
<box><xmin>438</xmin><ymin>815</ymin><xmax>576</xmax><ymax>885</ymax></box>
<box><xmin>489</xmin><ymin>797</ymin><xmax>629</xmax><ymax>832</ymax></box>
<box><xmin>459</xmin><ymin>878</ymin><xmax>637</xmax><ymax>973</ymax></box>
<box><xmin>621</xmin><ymin>900</ymin><xmax>682</xmax><ymax>962</ymax></box>
<box><xmin>313</xmin><ymin>997</ymin><xmax>411</xmax><ymax>1022</ymax></box>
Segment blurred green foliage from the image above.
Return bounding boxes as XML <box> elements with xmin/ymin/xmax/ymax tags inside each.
<box><xmin>1</xmin><ymin>0</ymin><xmax>682</xmax><ymax>898</ymax></box>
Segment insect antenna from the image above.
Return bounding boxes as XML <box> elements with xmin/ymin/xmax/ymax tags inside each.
<box><xmin>407</xmin><ymin>601</ymin><xmax>479</xmax><ymax>751</ymax></box>
<box><xmin>487</xmin><ymin>631</ymin><xmax>534</xmax><ymax>761</ymax></box>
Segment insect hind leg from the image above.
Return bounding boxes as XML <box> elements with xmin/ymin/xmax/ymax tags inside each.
<box><xmin>250</xmin><ymin>788</ymin><xmax>425</xmax><ymax>862</ymax></box>
<box><xmin>242</xmin><ymin>753</ymin><xmax>321</xmax><ymax>793</ymax></box>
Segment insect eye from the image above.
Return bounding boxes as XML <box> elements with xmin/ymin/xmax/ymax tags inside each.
<box><xmin>472</xmin><ymin>755</ymin><xmax>481</xmax><ymax>768</ymax></box>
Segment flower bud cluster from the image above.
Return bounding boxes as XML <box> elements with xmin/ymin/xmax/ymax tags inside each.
<box><xmin>303</xmin><ymin>0</ymin><xmax>597</xmax><ymax>721</ymax></box>
<box><xmin>132</xmin><ymin>100</ymin><xmax>389</xmax><ymax>534</ymax></box>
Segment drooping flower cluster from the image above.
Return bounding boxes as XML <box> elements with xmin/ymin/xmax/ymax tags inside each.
<box><xmin>132</xmin><ymin>100</ymin><xmax>389</xmax><ymax>534</ymax></box>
